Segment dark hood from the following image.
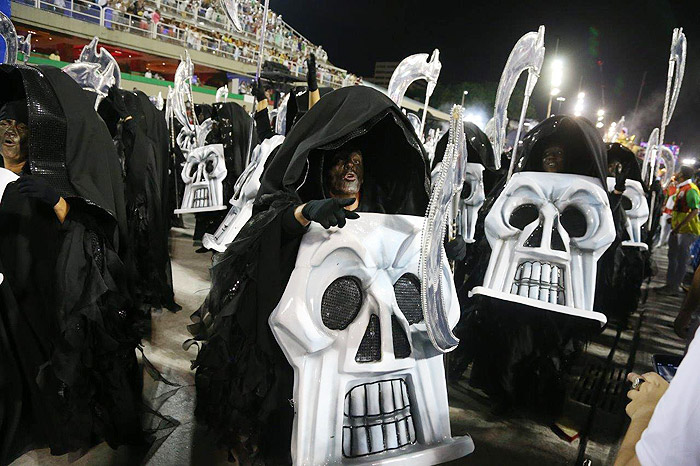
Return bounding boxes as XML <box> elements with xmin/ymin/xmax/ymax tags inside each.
<box><xmin>516</xmin><ymin>115</ymin><xmax>608</xmax><ymax>188</ymax></box>
<box><xmin>211</xmin><ymin>101</ymin><xmax>256</xmax><ymax>193</ymax></box>
<box><xmin>0</xmin><ymin>64</ymin><xmax>126</xmax><ymax>226</ymax></box>
<box><xmin>284</xmin><ymin>85</ymin><xmax>333</xmax><ymax>134</ymax></box>
<box><xmin>257</xmin><ymin>85</ymin><xmax>429</xmax><ymax>216</ymax></box>
<box><xmin>432</xmin><ymin>121</ymin><xmax>496</xmax><ymax>171</ymax></box>
<box><xmin>607</xmin><ymin>143</ymin><xmax>642</xmax><ymax>183</ymax></box>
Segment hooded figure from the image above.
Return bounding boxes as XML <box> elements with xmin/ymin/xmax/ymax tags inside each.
<box><xmin>450</xmin><ymin>116</ymin><xmax>619</xmax><ymax>415</ymax></box>
<box><xmin>99</xmin><ymin>87</ymin><xmax>179</xmax><ymax>313</ymax></box>
<box><xmin>192</xmin><ymin>101</ymin><xmax>256</xmax><ymax>243</ymax></box>
<box><xmin>0</xmin><ymin>64</ymin><xmax>144</xmax><ymax>463</ymax></box>
<box><xmin>189</xmin><ymin>86</ymin><xmax>429</xmax><ymax>464</ymax></box>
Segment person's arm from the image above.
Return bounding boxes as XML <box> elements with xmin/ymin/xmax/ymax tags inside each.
<box><xmin>672</xmin><ymin>209</ymin><xmax>699</xmax><ymax>234</ymax></box>
<box><xmin>672</xmin><ymin>188</ymin><xmax>700</xmax><ymax>233</ymax></box>
<box><xmin>615</xmin><ymin>372</ymin><xmax>669</xmax><ymax>466</ymax></box>
<box><xmin>17</xmin><ymin>176</ymin><xmax>70</xmax><ymax>224</ymax></box>
<box><xmin>53</xmin><ymin>197</ymin><xmax>70</xmax><ymax>224</ymax></box>
<box><xmin>253</xmin><ymin>84</ymin><xmax>276</xmax><ymax>141</ymax></box>
<box><xmin>306</xmin><ymin>53</ymin><xmax>320</xmax><ymax>109</ymax></box>
<box><xmin>676</xmin><ymin>264</ymin><xmax>700</xmax><ymax>338</ymax></box>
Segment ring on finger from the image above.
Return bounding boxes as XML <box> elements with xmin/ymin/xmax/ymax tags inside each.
<box><xmin>632</xmin><ymin>377</ymin><xmax>644</xmax><ymax>390</ymax></box>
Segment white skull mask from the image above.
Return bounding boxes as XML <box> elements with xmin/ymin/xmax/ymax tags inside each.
<box><xmin>606</xmin><ymin>178</ymin><xmax>649</xmax><ymax>249</ymax></box>
<box><xmin>471</xmin><ymin>172</ymin><xmax>615</xmax><ymax>324</ymax></box>
<box><xmin>459</xmin><ymin>162</ymin><xmax>486</xmax><ymax>243</ymax></box>
<box><xmin>270</xmin><ymin>213</ymin><xmax>473</xmax><ymax>465</ymax></box>
<box><xmin>202</xmin><ymin>135</ymin><xmax>285</xmax><ymax>252</ymax></box>
<box><xmin>176</xmin><ymin>144</ymin><xmax>227</xmax><ymax>213</ymax></box>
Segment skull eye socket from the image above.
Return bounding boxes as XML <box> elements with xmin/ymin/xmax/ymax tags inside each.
<box><xmin>188</xmin><ymin>162</ymin><xmax>199</xmax><ymax>177</ymax></box>
<box><xmin>560</xmin><ymin>206</ymin><xmax>587</xmax><ymax>238</ymax></box>
<box><xmin>205</xmin><ymin>157</ymin><xmax>218</xmax><ymax>173</ymax></box>
<box><xmin>509</xmin><ymin>204</ymin><xmax>539</xmax><ymax>230</ymax></box>
<box><xmin>321</xmin><ymin>276</ymin><xmax>363</xmax><ymax>330</ymax></box>
<box><xmin>621</xmin><ymin>195</ymin><xmax>633</xmax><ymax>210</ymax></box>
<box><xmin>394</xmin><ymin>274</ymin><xmax>423</xmax><ymax>324</ymax></box>
<box><xmin>460</xmin><ymin>180</ymin><xmax>472</xmax><ymax>200</ymax></box>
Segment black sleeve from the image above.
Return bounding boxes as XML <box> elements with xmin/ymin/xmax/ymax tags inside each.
<box><xmin>254</xmin><ymin>108</ymin><xmax>276</xmax><ymax>142</ymax></box>
<box><xmin>281</xmin><ymin>205</ymin><xmax>307</xmax><ymax>237</ymax></box>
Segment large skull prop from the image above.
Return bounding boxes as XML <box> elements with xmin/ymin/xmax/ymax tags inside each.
<box><xmin>471</xmin><ymin>172</ymin><xmax>615</xmax><ymax>324</ymax></box>
<box><xmin>175</xmin><ymin>144</ymin><xmax>228</xmax><ymax>213</ymax></box>
<box><xmin>606</xmin><ymin>178</ymin><xmax>649</xmax><ymax>249</ymax></box>
<box><xmin>202</xmin><ymin>135</ymin><xmax>285</xmax><ymax>252</ymax></box>
<box><xmin>270</xmin><ymin>213</ymin><xmax>474</xmax><ymax>465</ymax></box>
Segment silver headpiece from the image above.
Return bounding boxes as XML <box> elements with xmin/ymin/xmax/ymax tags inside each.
<box><xmin>220</xmin><ymin>0</ymin><xmax>243</xmax><ymax>33</ymax></box>
<box><xmin>62</xmin><ymin>37</ymin><xmax>121</xmax><ymax>109</ymax></box>
<box><xmin>1</xmin><ymin>12</ymin><xmax>31</xmax><ymax>65</ymax></box>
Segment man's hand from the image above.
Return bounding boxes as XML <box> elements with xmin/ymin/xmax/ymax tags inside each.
<box><xmin>252</xmin><ymin>82</ymin><xmax>267</xmax><ymax>103</ymax></box>
<box><xmin>17</xmin><ymin>175</ymin><xmax>60</xmax><ymax>207</ymax></box>
<box><xmin>445</xmin><ymin>236</ymin><xmax>467</xmax><ymax>261</ymax></box>
<box><xmin>306</xmin><ymin>53</ymin><xmax>318</xmax><ymax>92</ymax></box>
<box><xmin>614</xmin><ymin>164</ymin><xmax>630</xmax><ymax>194</ymax></box>
<box><xmin>625</xmin><ymin>372</ymin><xmax>669</xmax><ymax>420</ymax></box>
<box><xmin>300</xmin><ymin>198</ymin><xmax>359</xmax><ymax>229</ymax></box>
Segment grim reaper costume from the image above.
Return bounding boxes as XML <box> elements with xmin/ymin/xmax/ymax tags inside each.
<box><xmin>99</xmin><ymin>88</ymin><xmax>179</xmax><ymax>313</ymax></box>
<box><xmin>189</xmin><ymin>86</ymin><xmax>429</xmax><ymax>463</ymax></box>
<box><xmin>450</xmin><ymin>116</ymin><xmax>618</xmax><ymax>414</ymax></box>
<box><xmin>0</xmin><ymin>65</ymin><xmax>144</xmax><ymax>463</ymax></box>
<box><xmin>192</xmin><ymin>101</ymin><xmax>255</xmax><ymax>242</ymax></box>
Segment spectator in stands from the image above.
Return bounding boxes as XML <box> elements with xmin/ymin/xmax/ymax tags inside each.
<box><xmin>615</xmin><ymin>328</ymin><xmax>700</xmax><ymax>465</ymax></box>
<box><xmin>658</xmin><ymin>165</ymin><xmax>700</xmax><ymax>296</ymax></box>
<box><xmin>48</xmin><ymin>50</ymin><xmax>61</xmax><ymax>61</ymax></box>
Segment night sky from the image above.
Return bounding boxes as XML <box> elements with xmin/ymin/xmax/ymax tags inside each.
<box><xmin>274</xmin><ymin>0</ymin><xmax>700</xmax><ymax>156</ymax></box>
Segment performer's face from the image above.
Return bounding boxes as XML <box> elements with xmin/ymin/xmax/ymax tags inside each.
<box><xmin>542</xmin><ymin>145</ymin><xmax>565</xmax><ymax>173</ymax></box>
<box><xmin>327</xmin><ymin>150</ymin><xmax>364</xmax><ymax>196</ymax></box>
<box><xmin>0</xmin><ymin>119</ymin><xmax>29</xmax><ymax>164</ymax></box>
<box><xmin>608</xmin><ymin>161</ymin><xmax>622</xmax><ymax>176</ymax></box>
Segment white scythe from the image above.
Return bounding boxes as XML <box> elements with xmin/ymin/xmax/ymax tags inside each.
<box><xmin>646</xmin><ymin>28</ymin><xmax>686</xmax><ymax>229</ymax></box>
<box><xmin>420</xmin><ymin>105</ymin><xmax>466</xmax><ymax>353</ymax></box>
<box><xmin>222</xmin><ymin>0</ymin><xmax>270</xmax><ymax>167</ymax></box>
<box><xmin>641</xmin><ymin>127</ymin><xmax>659</xmax><ymax>186</ymax></box>
<box><xmin>485</xmin><ymin>26</ymin><xmax>545</xmax><ymax>173</ymax></box>
<box><xmin>387</xmin><ymin>49</ymin><xmax>442</xmax><ymax>140</ymax></box>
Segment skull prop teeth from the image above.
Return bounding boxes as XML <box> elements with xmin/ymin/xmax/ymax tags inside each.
<box><xmin>175</xmin><ymin>144</ymin><xmax>228</xmax><ymax>214</ymax></box>
<box><xmin>606</xmin><ymin>178</ymin><xmax>649</xmax><ymax>250</ymax></box>
<box><xmin>270</xmin><ymin>213</ymin><xmax>474</xmax><ymax>465</ymax></box>
<box><xmin>471</xmin><ymin>172</ymin><xmax>615</xmax><ymax>324</ymax></box>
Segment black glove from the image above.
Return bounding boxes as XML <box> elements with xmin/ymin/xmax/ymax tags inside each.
<box><xmin>252</xmin><ymin>82</ymin><xmax>267</xmax><ymax>103</ymax></box>
<box><xmin>301</xmin><ymin>198</ymin><xmax>359</xmax><ymax>229</ymax></box>
<box><xmin>306</xmin><ymin>53</ymin><xmax>318</xmax><ymax>92</ymax></box>
<box><xmin>445</xmin><ymin>236</ymin><xmax>467</xmax><ymax>262</ymax></box>
<box><xmin>17</xmin><ymin>175</ymin><xmax>61</xmax><ymax>207</ymax></box>
<box><xmin>106</xmin><ymin>86</ymin><xmax>130</xmax><ymax>120</ymax></box>
<box><xmin>614</xmin><ymin>164</ymin><xmax>630</xmax><ymax>193</ymax></box>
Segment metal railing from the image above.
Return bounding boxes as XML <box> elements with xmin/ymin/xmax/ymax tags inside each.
<box><xmin>12</xmin><ymin>0</ymin><xmax>349</xmax><ymax>87</ymax></box>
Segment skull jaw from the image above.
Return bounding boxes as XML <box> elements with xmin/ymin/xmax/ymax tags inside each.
<box><xmin>175</xmin><ymin>181</ymin><xmax>228</xmax><ymax>214</ymax></box>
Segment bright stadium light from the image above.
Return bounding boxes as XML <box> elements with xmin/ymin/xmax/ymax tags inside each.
<box><xmin>551</xmin><ymin>59</ymin><xmax>564</xmax><ymax>88</ymax></box>
<box><xmin>682</xmin><ymin>158</ymin><xmax>696</xmax><ymax>166</ymax></box>
<box><xmin>596</xmin><ymin>121</ymin><xmax>604</xmax><ymax>128</ymax></box>
<box><xmin>574</xmin><ymin>92</ymin><xmax>585</xmax><ymax>117</ymax></box>
<box><xmin>597</xmin><ymin>108</ymin><xmax>605</xmax><ymax>117</ymax></box>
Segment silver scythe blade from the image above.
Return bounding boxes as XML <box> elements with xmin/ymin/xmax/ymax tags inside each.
<box><xmin>420</xmin><ymin>105</ymin><xmax>466</xmax><ymax>353</ymax></box>
<box><xmin>642</xmin><ymin>127</ymin><xmax>659</xmax><ymax>187</ymax></box>
<box><xmin>0</xmin><ymin>11</ymin><xmax>19</xmax><ymax>65</ymax></box>
<box><xmin>221</xmin><ymin>0</ymin><xmax>244</xmax><ymax>33</ymax></box>
<box><xmin>490</xmin><ymin>26</ymin><xmax>545</xmax><ymax>171</ymax></box>
<box><xmin>660</xmin><ymin>28</ymin><xmax>686</xmax><ymax>140</ymax></box>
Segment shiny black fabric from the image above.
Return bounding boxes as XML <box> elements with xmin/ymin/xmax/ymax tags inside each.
<box><xmin>191</xmin><ymin>86</ymin><xmax>429</xmax><ymax>464</ymax></box>
<box><xmin>607</xmin><ymin>143</ymin><xmax>643</xmax><ymax>184</ymax></box>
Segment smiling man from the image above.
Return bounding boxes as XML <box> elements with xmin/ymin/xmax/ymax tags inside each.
<box><xmin>0</xmin><ymin>99</ymin><xmax>70</xmax><ymax>223</ymax></box>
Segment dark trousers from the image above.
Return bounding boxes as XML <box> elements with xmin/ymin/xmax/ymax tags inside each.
<box><xmin>666</xmin><ymin>232</ymin><xmax>697</xmax><ymax>288</ymax></box>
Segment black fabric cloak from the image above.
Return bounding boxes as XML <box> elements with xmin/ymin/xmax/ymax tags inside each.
<box><xmin>99</xmin><ymin>89</ymin><xmax>178</xmax><ymax>312</ymax></box>
<box><xmin>189</xmin><ymin>85</ymin><xmax>429</xmax><ymax>464</ymax></box>
<box><xmin>193</xmin><ymin>102</ymin><xmax>256</xmax><ymax>242</ymax></box>
<box><xmin>0</xmin><ymin>65</ymin><xmax>145</xmax><ymax>463</ymax></box>
<box><xmin>450</xmin><ymin>116</ymin><xmax>617</xmax><ymax>414</ymax></box>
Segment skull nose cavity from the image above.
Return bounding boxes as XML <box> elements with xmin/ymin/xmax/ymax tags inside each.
<box><xmin>511</xmin><ymin>261</ymin><xmax>565</xmax><ymax>305</ymax></box>
<box><xmin>356</xmin><ymin>315</ymin><xmax>381</xmax><ymax>363</ymax></box>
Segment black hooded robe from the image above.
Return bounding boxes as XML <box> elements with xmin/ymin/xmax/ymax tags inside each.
<box><xmin>190</xmin><ymin>86</ymin><xmax>429</xmax><ymax>463</ymax></box>
<box><xmin>0</xmin><ymin>64</ymin><xmax>144</xmax><ymax>463</ymax></box>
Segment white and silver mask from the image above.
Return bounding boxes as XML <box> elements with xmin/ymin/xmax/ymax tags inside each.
<box><xmin>176</xmin><ymin>144</ymin><xmax>227</xmax><ymax>213</ymax></box>
<box><xmin>607</xmin><ymin>178</ymin><xmax>649</xmax><ymax>249</ymax></box>
<box><xmin>471</xmin><ymin>172</ymin><xmax>615</xmax><ymax>324</ymax></box>
<box><xmin>202</xmin><ymin>135</ymin><xmax>285</xmax><ymax>251</ymax></box>
<box><xmin>270</xmin><ymin>213</ymin><xmax>474</xmax><ymax>465</ymax></box>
